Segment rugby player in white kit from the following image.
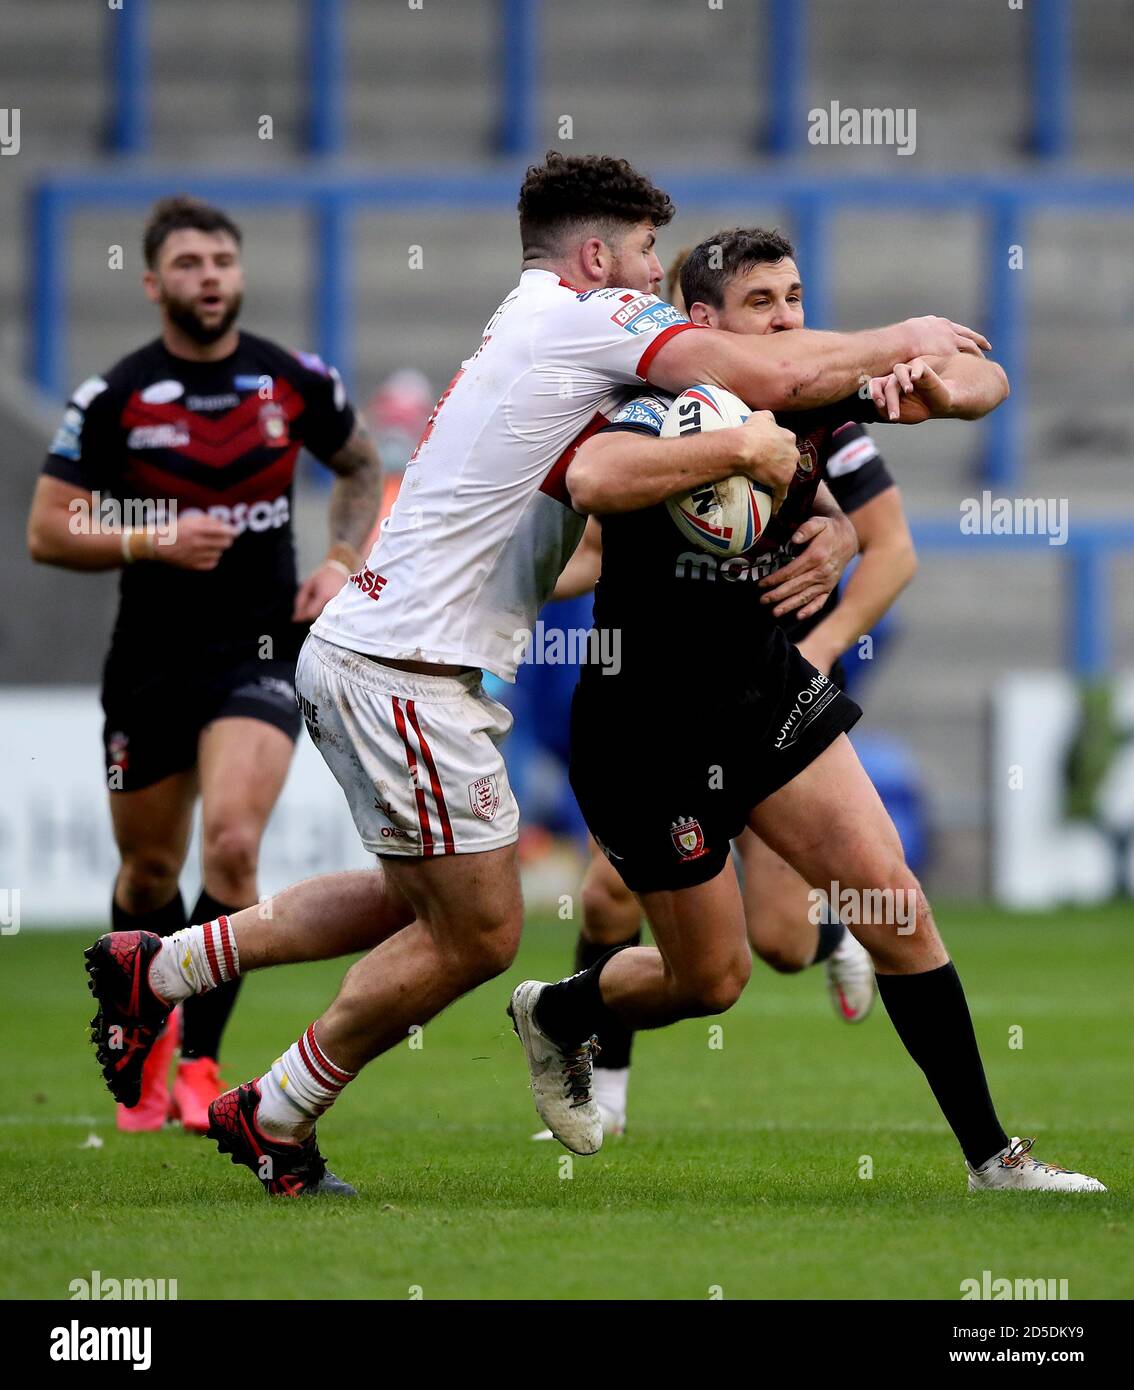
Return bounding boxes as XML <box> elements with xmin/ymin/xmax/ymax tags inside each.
<box><xmin>84</xmin><ymin>152</ymin><xmax>996</xmax><ymax>1195</ymax></box>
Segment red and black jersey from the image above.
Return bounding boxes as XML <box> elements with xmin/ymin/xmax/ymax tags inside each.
<box><xmin>42</xmin><ymin>331</ymin><xmax>355</xmax><ymax>673</ymax></box>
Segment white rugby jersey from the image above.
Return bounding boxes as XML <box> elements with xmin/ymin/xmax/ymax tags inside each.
<box><xmin>312</xmin><ymin>269</ymin><xmax>693</xmax><ymax>680</ymax></box>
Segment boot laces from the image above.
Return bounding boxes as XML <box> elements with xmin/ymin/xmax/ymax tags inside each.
<box><xmin>561</xmin><ymin>1036</ymin><xmax>600</xmax><ymax>1107</ymax></box>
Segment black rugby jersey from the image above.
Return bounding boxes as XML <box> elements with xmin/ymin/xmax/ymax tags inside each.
<box><xmin>42</xmin><ymin>332</ymin><xmax>355</xmax><ymax>672</ymax></box>
<box><xmin>588</xmin><ymin>387</ymin><xmax>892</xmax><ymax>692</ymax></box>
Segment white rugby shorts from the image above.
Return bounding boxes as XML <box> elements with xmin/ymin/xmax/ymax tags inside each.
<box><xmin>295</xmin><ymin>634</ymin><xmax>519</xmax><ymax>858</ymax></box>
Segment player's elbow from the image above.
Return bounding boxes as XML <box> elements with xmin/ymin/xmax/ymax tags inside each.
<box><xmin>27</xmin><ymin>516</ymin><xmax>58</xmax><ymax>565</ymax></box>
<box><xmin>565</xmin><ymin>455</ymin><xmax>601</xmax><ymax>515</ymax></box>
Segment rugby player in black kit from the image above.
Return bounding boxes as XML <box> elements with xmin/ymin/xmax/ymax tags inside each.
<box><xmin>27</xmin><ymin>197</ymin><xmax>381</xmax><ymax>1133</ymax></box>
<box><xmin>516</xmin><ymin>232</ymin><xmax>1107</xmax><ymax>1190</ymax></box>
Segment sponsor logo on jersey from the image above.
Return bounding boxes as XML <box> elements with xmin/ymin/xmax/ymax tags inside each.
<box><xmin>349</xmin><ymin>566</ymin><xmax>388</xmax><ymax>600</ymax></box>
<box><xmin>468</xmin><ymin>774</ymin><xmax>500</xmax><ymax>822</ymax></box>
<box><xmin>50</xmin><ymin>406</ymin><xmax>84</xmax><ymax>460</ymax></box>
<box><xmin>258</xmin><ymin>401</ymin><xmax>289</xmax><ymax>446</ymax></box>
<box><xmin>181</xmin><ymin>495</ymin><xmax>290</xmax><ymax>535</ymax></box>
<box><xmin>140</xmin><ymin>379</ymin><xmax>184</xmax><ymax>405</ymax></box>
<box><xmin>618</xmin><ymin>301</ymin><xmax>686</xmax><ymax>337</ymax></box>
<box><xmin>610</xmin><ymin>294</ymin><xmax>654</xmax><ymax>327</ymax></box>
<box><xmin>675</xmin><ymin>548</ymin><xmax>790</xmax><ymax>584</ymax></box>
<box><xmin>185</xmin><ymin>392</ymin><xmax>240</xmax><ymax>411</ymax></box>
<box><xmin>773</xmin><ymin>673</ymin><xmax>839</xmax><ymax>751</ymax></box>
<box><xmin>234</xmin><ymin>373</ymin><xmax>270</xmax><ymax>392</ymax></box>
<box><xmin>670</xmin><ymin>815</ymin><xmax>707</xmax><ymax>860</ymax></box>
<box><xmin>610</xmin><ymin>396</ymin><xmax>667</xmax><ymax>431</ymax></box>
<box><xmin>71</xmin><ymin>376</ymin><xmax>109</xmax><ymax>410</ymax></box>
<box><xmin>126</xmin><ymin>424</ymin><xmax>191</xmax><ymax>450</ymax></box>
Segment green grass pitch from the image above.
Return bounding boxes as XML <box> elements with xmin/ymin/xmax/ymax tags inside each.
<box><xmin>1</xmin><ymin>905</ymin><xmax>1130</xmax><ymax>1300</ymax></box>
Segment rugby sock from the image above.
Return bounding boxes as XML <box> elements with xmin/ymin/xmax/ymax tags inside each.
<box><xmin>111</xmin><ymin>890</ymin><xmax>186</xmax><ymax>939</ymax></box>
<box><xmin>181</xmin><ymin>893</ymin><xmax>244</xmax><ymax>1061</ymax></box>
<box><xmin>811</xmin><ymin>917</ymin><xmax>846</xmax><ymax>966</ymax></box>
<box><xmin>876</xmin><ymin>962</ymin><xmax>1009</xmax><ymax>1169</ymax></box>
<box><xmin>575</xmin><ymin>931</ymin><xmax>640</xmax><ymax>1069</ymax></box>
<box><xmin>535</xmin><ymin>947</ymin><xmax>630</xmax><ymax>1051</ymax></box>
<box><xmin>150</xmin><ymin>913</ymin><xmax>240</xmax><ymax>1007</ymax></box>
<box><xmin>256</xmin><ymin>1024</ymin><xmax>356</xmax><ymax>1142</ymax></box>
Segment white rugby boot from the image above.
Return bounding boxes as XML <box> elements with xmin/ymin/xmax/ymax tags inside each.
<box><xmin>509</xmin><ymin>980</ymin><xmax>603</xmax><ymax>1155</ymax></box>
<box><xmin>826</xmin><ymin>929</ymin><xmax>876</xmax><ymax>1022</ymax></box>
<box><xmin>532</xmin><ymin>1064</ymin><xmax>627</xmax><ymax>1141</ymax></box>
<box><xmin>967</xmin><ymin>1137</ymin><xmax>1106</xmax><ymax>1192</ymax></box>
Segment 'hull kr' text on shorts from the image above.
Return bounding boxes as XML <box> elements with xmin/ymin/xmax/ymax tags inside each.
<box><xmin>295</xmin><ymin>633</ymin><xmax>520</xmax><ymax>858</ymax></box>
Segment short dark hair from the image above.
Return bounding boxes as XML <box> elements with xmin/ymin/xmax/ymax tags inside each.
<box><xmin>517</xmin><ymin>151</ymin><xmax>674</xmax><ymax>257</ymax></box>
<box><xmin>143</xmin><ymin>196</ymin><xmax>242</xmax><ymax>268</ymax></box>
<box><xmin>679</xmin><ymin>227</ymin><xmax>796</xmax><ymax>311</ymax></box>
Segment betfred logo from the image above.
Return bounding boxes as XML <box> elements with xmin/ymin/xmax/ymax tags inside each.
<box><xmin>671</xmin><ymin>815</ymin><xmax>707</xmax><ymax>860</ymax></box>
<box><xmin>610</xmin><ymin>294</ymin><xmax>653</xmax><ymax>327</ymax></box>
<box><xmin>349</xmin><ymin>566</ymin><xmax>388</xmax><ymax>601</ymax></box>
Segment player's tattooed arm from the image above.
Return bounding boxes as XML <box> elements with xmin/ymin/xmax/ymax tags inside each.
<box><xmin>293</xmin><ymin>420</ymin><xmax>383</xmax><ymax>621</ymax></box>
<box><xmin>869</xmin><ymin>354</ymin><xmax>1010</xmax><ymax>423</ymax></box>
<box><xmin>647</xmin><ymin>317</ymin><xmax>992</xmax><ymax>412</ymax></box>
<box><xmin>758</xmin><ymin>483</ymin><xmax>859</xmax><ymax>622</ymax></box>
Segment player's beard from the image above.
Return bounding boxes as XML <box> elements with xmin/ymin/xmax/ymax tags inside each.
<box><xmin>606</xmin><ymin>248</ymin><xmax>657</xmax><ymax>297</ymax></box>
<box><xmin>162</xmin><ymin>288</ymin><xmax>243</xmax><ymax>345</ymax></box>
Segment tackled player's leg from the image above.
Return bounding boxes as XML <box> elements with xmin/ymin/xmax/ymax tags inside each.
<box><xmin>747</xmin><ymin>732</ymin><xmax>1104</xmax><ymax>1192</ymax></box>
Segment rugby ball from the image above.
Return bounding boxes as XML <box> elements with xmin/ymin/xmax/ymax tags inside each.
<box><xmin>662</xmin><ymin>385</ymin><xmax>774</xmax><ymax>558</ymax></box>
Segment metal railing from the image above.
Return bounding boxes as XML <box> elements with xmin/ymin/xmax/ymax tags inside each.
<box><xmin>103</xmin><ymin>0</ymin><xmax>1075</xmax><ymax>160</ymax></box>
<box><xmin>29</xmin><ymin>168</ymin><xmax>1134</xmax><ymax>489</ymax></box>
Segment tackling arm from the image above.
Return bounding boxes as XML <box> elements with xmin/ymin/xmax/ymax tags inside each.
<box><xmin>647</xmin><ymin>316</ymin><xmax>992</xmax><ymax>413</ymax></box>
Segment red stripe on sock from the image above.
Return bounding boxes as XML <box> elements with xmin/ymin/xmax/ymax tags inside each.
<box><xmin>306</xmin><ymin>1024</ymin><xmax>354</xmax><ymax>1084</ymax></box>
<box><xmin>218</xmin><ymin>915</ymin><xmax>236</xmax><ymax>980</ymax></box>
<box><xmin>296</xmin><ymin>1030</ymin><xmax>343</xmax><ymax>1093</ymax></box>
<box><xmin>202</xmin><ymin>921</ymin><xmax>221</xmax><ymax>987</ymax></box>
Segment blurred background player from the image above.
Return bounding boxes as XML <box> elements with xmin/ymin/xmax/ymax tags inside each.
<box><xmin>27</xmin><ymin>196</ymin><xmax>381</xmax><ymax>1133</ymax></box>
<box><xmin>542</xmin><ymin>228</ymin><xmax>920</xmax><ymax>1137</ymax></box>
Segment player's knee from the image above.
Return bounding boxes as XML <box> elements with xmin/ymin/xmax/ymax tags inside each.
<box><xmin>202</xmin><ymin>821</ymin><xmax>261</xmax><ymax>896</ymax></box>
<box><xmin>851</xmin><ymin>862</ymin><xmax>933</xmax><ymax>967</ymax></box>
<box><xmin>117</xmin><ymin>850</ymin><xmax>182</xmax><ymax>910</ymax></box>
<box><xmin>677</xmin><ymin>952</ymin><xmax>751</xmax><ymax>1016</ymax></box>
<box><xmin>755</xmin><ymin>939</ymin><xmax>808</xmax><ymax>974</ymax></box>
<box><xmin>443</xmin><ymin>911</ymin><xmax>522</xmax><ymax>987</ymax></box>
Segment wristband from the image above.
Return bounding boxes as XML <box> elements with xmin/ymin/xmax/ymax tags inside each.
<box><xmin>326</xmin><ymin>540</ymin><xmax>361</xmax><ymax>572</ymax></box>
<box><xmin>121</xmin><ymin>529</ymin><xmax>156</xmax><ymax>564</ymax></box>
<box><xmin>324</xmin><ymin>558</ymin><xmax>353</xmax><ymax>579</ymax></box>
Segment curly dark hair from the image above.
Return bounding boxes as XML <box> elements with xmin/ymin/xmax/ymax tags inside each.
<box><xmin>679</xmin><ymin>227</ymin><xmax>796</xmax><ymax>311</ymax></box>
<box><xmin>517</xmin><ymin>151</ymin><xmax>674</xmax><ymax>257</ymax></box>
<box><xmin>143</xmin><ymin>195</ymin><xmax>242</xmax><ymax>268</ymax></box>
